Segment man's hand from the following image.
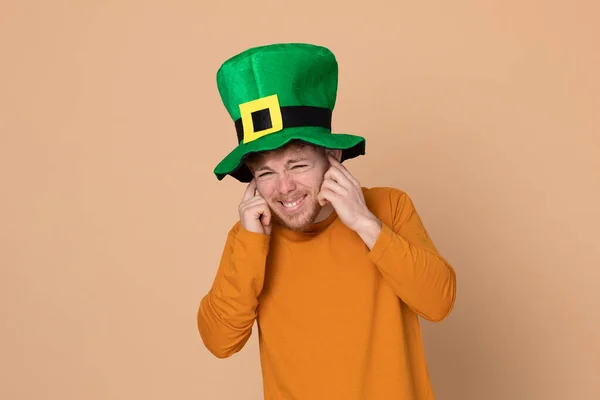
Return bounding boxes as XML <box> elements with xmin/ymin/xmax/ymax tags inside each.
<box><xmin>239</xmin><ymin>179</ymin><xmax>272</xmax><ymax>236</ymax></box>
<box><xmin>317</xmin><ymin>155</ymin><xmax>382</xmax><ymax>249</ymax></box>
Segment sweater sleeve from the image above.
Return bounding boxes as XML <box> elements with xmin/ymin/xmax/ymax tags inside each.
<box><xmin>197</xmin><ymin>222</ymin><xmax>270</xmax><ymax>358</ymax></box>
<box><xmin>367</xmin><ymin>190</ymin><xmax>457</xmax><ymax>322</ymax></box>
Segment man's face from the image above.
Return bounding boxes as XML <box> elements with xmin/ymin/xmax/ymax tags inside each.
<box><xmin>247</xmin><ymin>143</ymin><xmax>336</xmax><ymax>231</ymax></box>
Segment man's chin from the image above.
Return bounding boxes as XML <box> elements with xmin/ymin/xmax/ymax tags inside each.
<box><xmin>272</xmin><ymin>205</ymin><xmax>321</xmax><ymax>232</ymax></box>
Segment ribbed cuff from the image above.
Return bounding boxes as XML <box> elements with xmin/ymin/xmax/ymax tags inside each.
<box><xmin>367</xmin><ymin>223</ymin><xmax>396</xmax><ymax>264</ymax></box>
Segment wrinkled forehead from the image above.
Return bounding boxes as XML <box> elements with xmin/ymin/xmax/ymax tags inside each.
<box><xmin>246</xmin><ymin>143</ymin><xmax>321</xmax><ymax>168</ymax></box>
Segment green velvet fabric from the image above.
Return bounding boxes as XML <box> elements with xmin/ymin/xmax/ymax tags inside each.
<box><xmin>213</xmin><ymin>43</ymin><xmax>366</xmax><ymax>182</ymax></box>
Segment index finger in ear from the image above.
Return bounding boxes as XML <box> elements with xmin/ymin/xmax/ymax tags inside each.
<box><xmin>328</xmin><ymin>155</ymin><xmax>355</xmax><ymax>182</ymax></box>
<box><xmin>324</xmin><ymin>165</ymin><xmax>350</xmax><ymax>188</ymax></box>
<box><xmin>327</xmin><ymin>154</ymin><xmax>345</xmax><ymax>170</ymax></box>
<box><xmin>242</xmin><ymin>179</ymin><xmax>257</xmax><ymax>201</ymax></box>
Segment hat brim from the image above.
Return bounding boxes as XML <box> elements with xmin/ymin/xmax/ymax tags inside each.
<box><xmin>213</xmin><ymin>127</ymin><xmax>366</xmax><ymax>182</ymax></box>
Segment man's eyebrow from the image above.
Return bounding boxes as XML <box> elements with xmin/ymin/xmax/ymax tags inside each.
<box><xmin>253</xmin><ymin>158</ymin><xmax>310</xmax><ymax>172</ymax></box>
<box><xmin>286</xmin><ymin>158</ymin><xmax>310</xmax><ymax>164</ymax></box>
<box><xmin>254</xmin><ymin>165</ymin><xmax>273</xmax><ymax>172</ymax></box>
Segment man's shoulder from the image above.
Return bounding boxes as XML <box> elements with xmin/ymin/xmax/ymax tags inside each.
<box><xmin>361</xmin><ymin>186</ymin><xmax>412</xmax><ymax>222</ymax></box>
<box><xmin>361</xmin><ymin>186</ymin><xmax>409</xmax><ymax>204</ymax></box>
<box><xmin>224</xmin><ymin>219</ymin><xmax>244</xmax><ymax>238</ymax></box>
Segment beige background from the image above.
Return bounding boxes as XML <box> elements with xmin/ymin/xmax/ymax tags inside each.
<box><xmin>1</xmin><ymin>1</ymin><xmax>599</xmax><ymax>399</ymax></box>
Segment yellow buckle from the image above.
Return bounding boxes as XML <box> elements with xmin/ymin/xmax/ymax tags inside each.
<box><xmin>239</xmin><ymin>94</ymin><xmax>283</xmax><ymax>144</ymax></box>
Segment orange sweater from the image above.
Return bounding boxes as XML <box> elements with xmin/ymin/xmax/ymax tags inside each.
<box><xmin>198</xmin><ymin>187</ymin><xmax>457</xmax><ymax>399</ymax></box>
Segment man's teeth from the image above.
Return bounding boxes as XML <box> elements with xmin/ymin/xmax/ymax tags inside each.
<box><xmin>282</xmin><ymin>197</ymin><xmax>304</xmax><ymax>208</ymax></box>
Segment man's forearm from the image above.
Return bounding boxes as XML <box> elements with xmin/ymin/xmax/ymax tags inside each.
<box><xmin>197</xmin><ymin>224</ymin><xmax>270</xmax><ymax>358</ymax></box>
<box><xmin>367</xmin><ymin>223</ymin><xmax>456</xmax><ymax>321</ymax></box>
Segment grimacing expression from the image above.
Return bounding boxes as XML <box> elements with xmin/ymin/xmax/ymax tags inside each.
<box><xmin>246</xmin><ymin>143</ymin><xmax>339</xmax><ymax>231</ymax></box>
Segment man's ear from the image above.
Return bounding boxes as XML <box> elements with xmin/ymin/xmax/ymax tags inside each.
<box><xmin>325</xmin><ymin>149</ymin><xmax>342</xmax><ymax>162</ymax></box>
<box><xmin>245</xmin><ymin>161</ymin><xmax>255</xmax><ymax>176</ymax></box>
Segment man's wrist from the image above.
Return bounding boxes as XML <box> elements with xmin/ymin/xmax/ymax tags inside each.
<box><xmin>355</xmin><ymin>214</ymin><xmax>382</xmax><ymax>250</ymax></box>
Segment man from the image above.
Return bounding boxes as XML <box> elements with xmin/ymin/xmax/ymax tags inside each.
<box><xmin>198</xmin><ymin>43</ymin><xmax>457</xmax><ymax>399</ymax></box>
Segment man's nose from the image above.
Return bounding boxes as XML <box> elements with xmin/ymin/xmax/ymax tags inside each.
<box><xmin>277</xmin><ymin>172</ymin><xmax>296</xmax><ymax>194</ymax></box>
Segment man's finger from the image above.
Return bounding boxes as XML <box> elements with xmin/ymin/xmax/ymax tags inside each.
<box><xmin>324</xmin><ymin>166</ymin><xmax>351</xmax><ymax>188</ymax></box>
<box><xmin>328</xmin><ymin>155</ymin><xmax>356</xmax><ymax>184</ymax></box>
<box><xmin>241</xmin><ymin>195</ymin><xmax>267</xmax><ymax>209</ymax></box>
<box><xmin>241</xmin><ymin>195</ymin><xmax>271</xmax><ymax>215</ymax></box>
<box><xmin>262</xmin><ymin>211</ymin><xmax>273</xmax><ymax>235</ymax></box>
<box><xmin>242</xmin><ymin>179</ymin><xmax>257</xmax><ymax>201</ymax></box>
<box><xmin>260</xmin><ymin>207</ymin><xmax>272</xmax><ymax>227</ymax></box>
<box><xmin>327</xmin><ymin>155</ymin><xmax>347</xmax><ymax>171</ymax></box>
<box><xmin>321</xmin><ymin>178</ymin><xmax>346</xmax><ymax>195</ymax></box>
<box><xmin>317</xmin><ymin>190</ymin><xmax>327</xmax><ymax>206</ymax></box>
<box><xmin>317</xmin><ymin>188</ymin><xmax>337</xmax><ymax>206</ymax></box>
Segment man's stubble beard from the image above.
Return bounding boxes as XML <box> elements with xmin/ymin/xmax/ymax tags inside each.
<box><xmin>269</xmin><ymin>197</ymin><xmax>323</xmax><ymax>232</ymax></box>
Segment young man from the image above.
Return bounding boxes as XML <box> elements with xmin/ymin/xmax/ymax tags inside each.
<box><xmin>198</xmin><ymin>43</ymin><xmax>457</xmax><ymax>399</ymax></box>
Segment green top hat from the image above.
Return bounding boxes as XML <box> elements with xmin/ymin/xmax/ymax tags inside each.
<box><xmin>213</xmin><ymin>43</ymin><xmax>366</xmax><ymax>182</ymax></box>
